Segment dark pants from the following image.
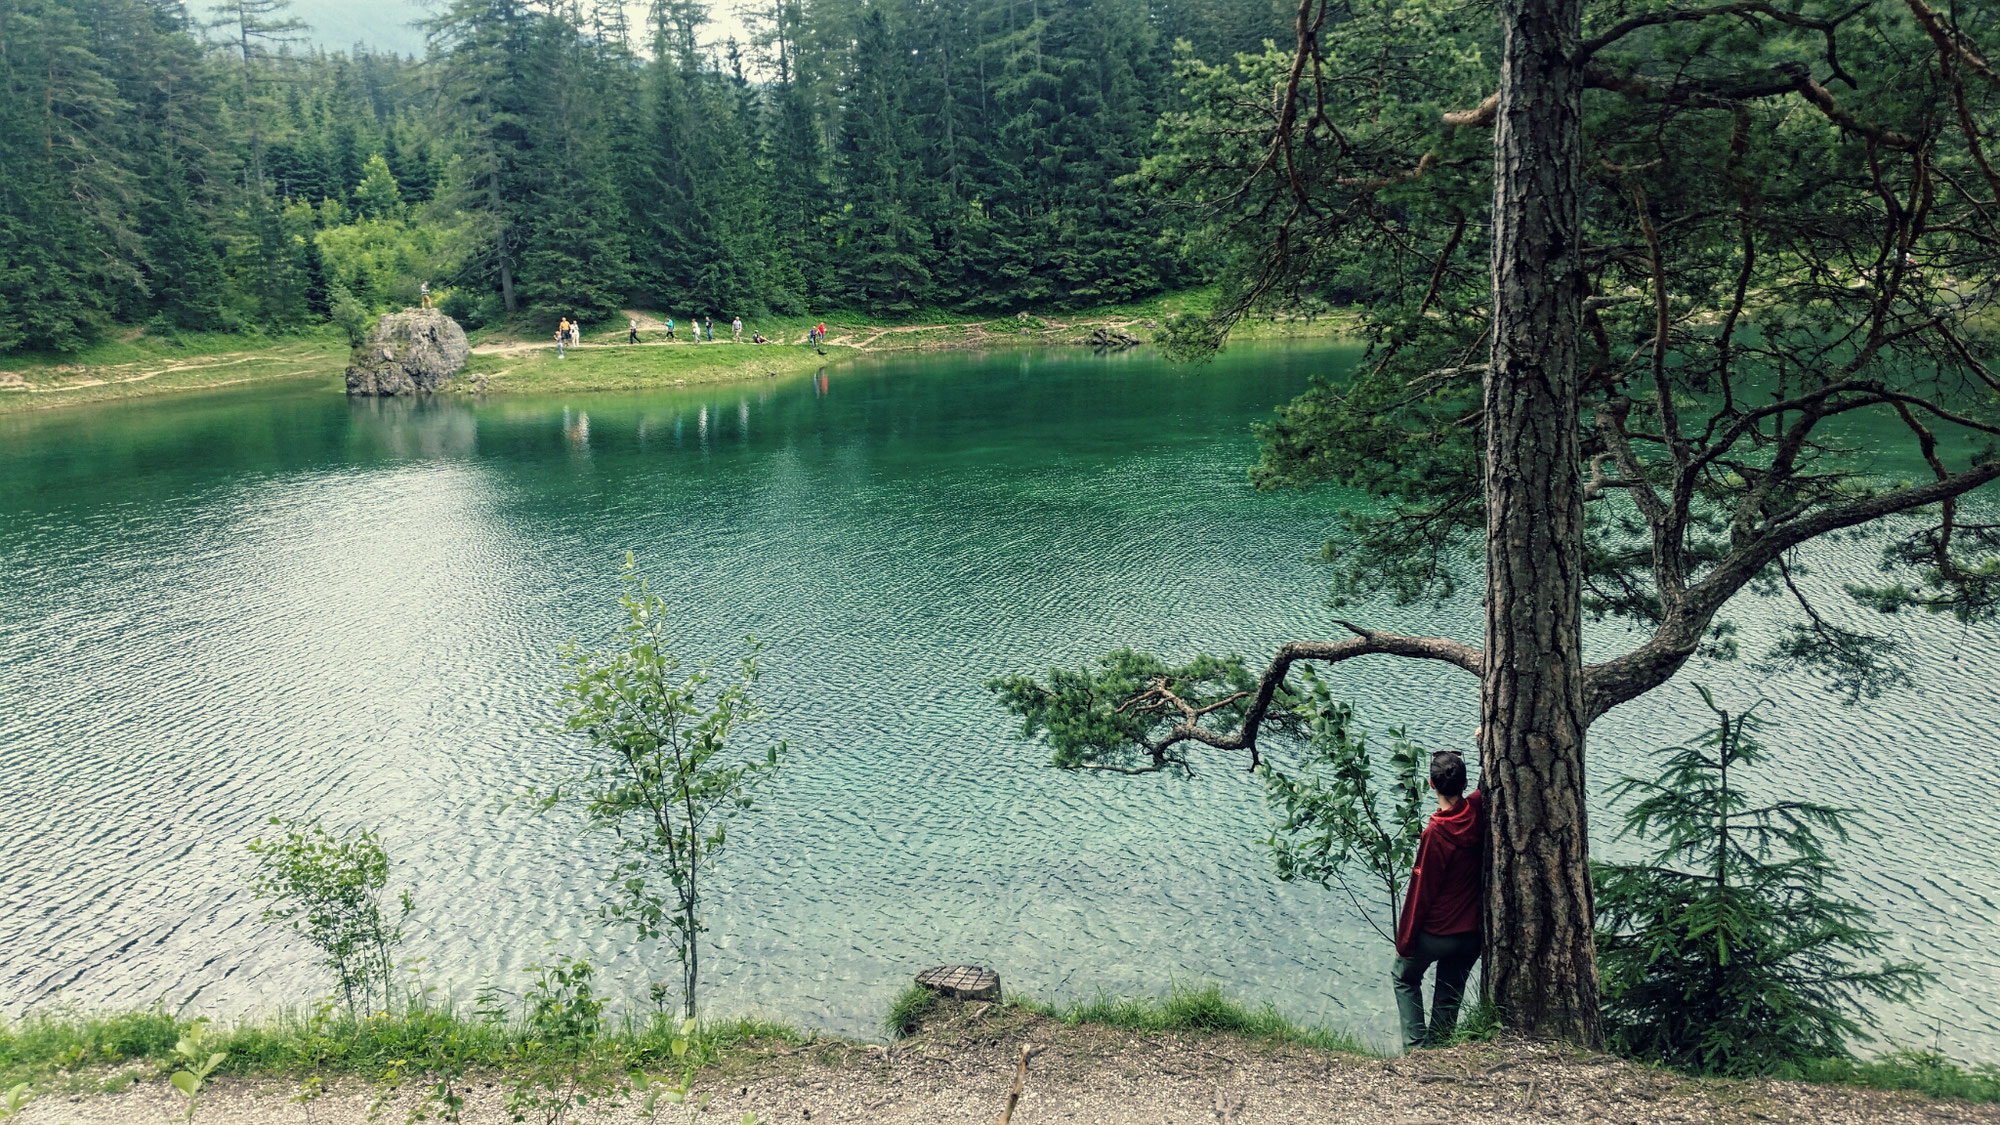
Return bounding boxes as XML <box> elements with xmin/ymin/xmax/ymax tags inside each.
<box><xmin>1393</xmin><ymin>929</ymin><xmax>1479</xmax><ymax>1050</ymax></box>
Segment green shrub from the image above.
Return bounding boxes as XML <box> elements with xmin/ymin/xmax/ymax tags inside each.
<box><xmin>328</xmin><ymin>287</ymin><xmax>373</xmax><ymax>347</ymax></box>
<box><xmin>439</xmin><ymin>287</ymin><xmax>494</xmax><ymax>329</ymax></box>
<box><xmin>1261</xmin><ymin>669</ymin><xmax>1429</xmax><ymax>943</ymax></box>
<box><xmin>530</xmin><ymin>556</ymin><xmax>789</xmax><ymax>1020</ymax></box>
<box><xmin>245</xmin><ymin>819</ymin><xmax>414</xmax><ymax>1016</ymax></box>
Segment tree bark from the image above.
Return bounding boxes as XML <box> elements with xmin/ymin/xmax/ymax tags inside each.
<box><xmin>1479</xmin><ymin>0</ymin><xmax>1603</xmax><ymax>1046</ymax></box>
<box><xmin>491</xmin><ymin>168</ymin><xmax>518</xmax><ymax>314</ymax></box>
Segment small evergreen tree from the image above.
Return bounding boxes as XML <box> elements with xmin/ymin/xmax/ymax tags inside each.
<box><xmin>300</xmin><ymin>234</ymin><xmax>333</xmax><ymax>319</ymax></box>
<box><xmin>1593</xmin><ymin>688</ymin><xmax>1932</xmax><ymax>1075</ymax></box>
<box><xmin>351</xmin><ymin>153</ymin><xmax>403</xmax><ymax>218</ymax></box>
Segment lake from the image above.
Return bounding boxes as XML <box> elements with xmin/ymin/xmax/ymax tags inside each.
<box><xmin>2</xmin><ymin>342</ymin><xmax>1995</xmax><ymax>1059</ymax></box>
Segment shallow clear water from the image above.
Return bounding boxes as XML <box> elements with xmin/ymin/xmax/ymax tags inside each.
<box><xmin>2</xmin><ymin>343</ymin><xmax>1995</xmax><ymax>1059</ymax></box>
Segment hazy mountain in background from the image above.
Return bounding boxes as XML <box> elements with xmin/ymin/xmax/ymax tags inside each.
<box><xmin>289</xmin><ymin>0</ymin><xmax>428</xmax><ymax>55</ymax></box>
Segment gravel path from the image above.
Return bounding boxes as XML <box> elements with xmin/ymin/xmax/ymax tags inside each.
<box><xmin>15</xmin><ymin>1003</ymin><xmax>1993</xmax><ymax>1125</ymax></box>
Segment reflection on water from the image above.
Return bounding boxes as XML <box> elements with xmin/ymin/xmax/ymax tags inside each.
<box><xmin>349</xmin><ymin>396</ymin><xmax>481</xmax><ymax>460</ymax></box>
<box><xmin>0</xmin><ymin>343</ymin><xmax>1995</xmax><ymax>1060</ymax></box>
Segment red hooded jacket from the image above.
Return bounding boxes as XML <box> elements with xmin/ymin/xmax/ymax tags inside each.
<box><xmin>1394</xmin><ymin>789</ymin><xmax>1486</xmax><ymax>958</ymax></box>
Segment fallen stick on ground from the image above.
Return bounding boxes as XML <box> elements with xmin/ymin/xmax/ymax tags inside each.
<box><xmin>996</xmin><ymin>1043</ymin><xmax>1040</xmax><ymax>1125</ymax></box>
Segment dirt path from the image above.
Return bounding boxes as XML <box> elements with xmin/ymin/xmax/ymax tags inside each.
<box><xmin>15</xmin><ymin>1004</ymin><xmax>1991</xmax><ymax>1125</ymax></box>
<box><xmin>470</xmin><ymin>311</ymin><xmax>1151</xmax><ymax>356</ymax></box>
<box><xmin>0</xmin><ymin>352</ymin><xmax>277</xmax><ymax>392</ymax></box>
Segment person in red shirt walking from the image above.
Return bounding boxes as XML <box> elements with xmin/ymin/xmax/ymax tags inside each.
<box><xmin>1393</xmin><ymin>749</ymin><xmax>1487</xmax><ymax>1049</ymax></box>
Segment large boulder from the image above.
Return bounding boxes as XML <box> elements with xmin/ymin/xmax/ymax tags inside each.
<box><xmin>345</xmin><ymin>308</ymin><xmax>470</xmax><ymax>396</ymax></box>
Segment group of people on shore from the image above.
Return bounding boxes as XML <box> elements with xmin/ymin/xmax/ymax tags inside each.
<box><xmin>554</xmin><ymin>315</ymin><xmax>582</xmax><ymax>357</ymax></box>
<box><xmin>554</xmin><ymin>315</ymin><xmax>832</xmax><ymax>353</ymax></box>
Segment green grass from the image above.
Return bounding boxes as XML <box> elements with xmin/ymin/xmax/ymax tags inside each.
<box><xmin>0</xmin><ymin>290</ymin><xmax>1360</xmax><ymax>413</ymax></box>
<box><xmin>467</xmin><ymin>338</ymin><xmax>833</xmax><ymax>395</ymax></box>
<box><xmin>1011</xmin><ymin>982</ymin><xmax>1374</xmax><ymax>1055</ymax></box>
<box><xmin>1791</xmin><ymin>1050</ymin><xmax>2000</xmax><ymax>1103</ymax></box>
<box><xmin>6</xmin><ymin>991</ymin><xmax>1996</xmax><ymax>1108</ymax></box>
<box><xmin>0</xmin><ymin>329</ymin><xmax>348</xmax><ymax>414</ymax></box>
<box><xmin>474</xmin><ymin>287</ymin><xmax>1357</xmax><ymax>357</ymax></box>
<box><xmin>884</xmin><ymin>980</ymin><xmax>1370</xmax><ymax>1053</ymax></box>
<box><xmin>884</xmin><ymin>985</ymin><xmax>938</xmax><ymax>1040</ymax></box>
<box><xmin>0</xmin><ymin>1002</ymin><xmax>813</xmax><ymax>1095</ymax></box>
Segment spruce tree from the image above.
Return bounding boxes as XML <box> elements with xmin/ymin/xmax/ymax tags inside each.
<box><xmin>352</xmin><ymin>152</ymin><xmax>403</xmax><ymax>217</ymax></box>
<box><xmin>0</xmin><ymin>0</ymin><xmax>133</xmax><ymax>349</ymax></box>
<box><xmin>426</xmin><ymin>0</ymin><xmax>535</xmax><ymax>314</ymax></box>
<box><xmin>145</xmin><ymin>156</ymin><xmax>230</xmax><ymax>328</ymax></box>
<box><xmin>207</xmin><ymin>0</ymin><xmax>306</xmax><ymax>195</ymax></box>
<box><xmin>831</xmin><ymin>7</ymin><xmax>933</xmax><ymax>311</ymax></box>
<box><xmin>500</xmin><ymin>8</ymin><xmax>633</xmax><ymax>318</ymax></box>
<box><xmin>629</xmin><ymin>13</ymin><xmax>705</xmax><ymax>307</ymax></box>
<box><xmin>1594</xmin><ymin>689</ymin><xmax>1931</xmax><ymax>1074</ymax></box>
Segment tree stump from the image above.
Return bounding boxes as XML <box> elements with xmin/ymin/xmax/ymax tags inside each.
<box><xmin>915</xmin><ymin>965</ymin><xmax>1001</xmax><ymax>1002</ymax></box>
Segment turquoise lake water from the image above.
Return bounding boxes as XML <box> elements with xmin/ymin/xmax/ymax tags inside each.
<box><xmin>2</xmin><ymin>342</ymin><xmax>1995</xmax><ymax>1058</ymax></box>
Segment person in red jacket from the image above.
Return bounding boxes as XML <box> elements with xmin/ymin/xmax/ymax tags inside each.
<box><xmin>1393</xmin><ymin>749</ymin><xmax>1487</xmax><ymax>1049</ymax></box>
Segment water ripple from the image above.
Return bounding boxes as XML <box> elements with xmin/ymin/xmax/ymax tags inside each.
<box><xmin>0</xmin><ymin>345</ymin><xmax>1994</xmax><ymax>1061</ymax></box>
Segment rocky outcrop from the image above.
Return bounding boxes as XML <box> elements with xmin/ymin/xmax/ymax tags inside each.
<box><xmin>345</xmin><ymin>309</ymin><xmax>470</xmax><ymax>396</ymax></box>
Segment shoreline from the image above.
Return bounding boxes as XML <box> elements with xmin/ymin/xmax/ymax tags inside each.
<box><xmin>0</xmin><ymin>300</ymin><xmax>1357</xmax><ymax>415</ymax></box>
<box><xmin>5</xmin><ymin>995</ymin><xmax>1994</xmax><ymax>1124</ymax></box>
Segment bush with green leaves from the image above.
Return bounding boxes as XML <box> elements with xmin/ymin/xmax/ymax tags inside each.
<box><xmin>477</xmin><ymin>955</ymin><xmax>620</xmax><ymax>1125</ymax></box>
<box><xmin>1593</xmin><ymin>688</ymin><xmax>1932</xmax><ymax>1075</ymax></box>
<box><xmin>246</xmin><ymin>819</ymin><xmax>414</xmax><ymax>1015</ymax></box>
<box><xmin>530</xmin><ymin>556</ymin><xmax>788</xmax><ymax>1019</ymax></box>
<box><xmin>167</xmin><ymin>1021</ymin><xmax>226</xmax><ymax>1123</ymax></box>
<box><xmin>630</xmin><ymin>1018</ymin><xmax>765</xmax><ymax>1125</ymax></box>
<box><xmin>329</xmin><ymin>287</ymin><xmax>373</xmax><ymax>346</ymax></box>
<box><xmin>1260</xmin><ymin>668</ymin><xmax>1430</xmax><ymax>941</ymax></box>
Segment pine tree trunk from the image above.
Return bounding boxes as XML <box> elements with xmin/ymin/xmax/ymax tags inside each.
<box><xmin>1477</xmin><ymin>0</ymin><xmax>1603</xmax><ymax>1047</ymax></box>
<box><xmin>491</xmin><ymin>170</ymin><xmax>518</xmax><ymax>314</ymax></box>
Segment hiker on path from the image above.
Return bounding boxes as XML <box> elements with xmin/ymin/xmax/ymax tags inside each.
<box><xmin>664</xmin><ymin>316</ymin><xmax>676</xmax><ymax>340</ymax></box>
<box><xmin>555</xmin><ymin>320</ymin><xmax>567</xmax><ymax>359</ymax></box>
<box><xmin>628</xmin><ymin>318</ymin><xmax>640</xmax><ymax>344</ymax></box>
<box><xmin>1392</xmin><ymin>750</ymin><xmax>1488</xmax><ymax>1051</ymax></box>
<box><xmin>704</xmin><ymin>316</ymin><xmax>714</xmax><ymax>341</ymax></box>
<box><xmin>731</xmin><ymin>316</ymin><xmax>743</xmax><ymax>343</ymax></box>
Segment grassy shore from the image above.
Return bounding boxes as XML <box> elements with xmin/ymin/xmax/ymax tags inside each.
<box><xmin>5</xmin><ymin>985</ymin><xmax>1995</xmax><ymax>1109</ymax></box>
<box><xmin>0</xmin><ymin>330</ymin><xmax>350</xmax><ymax>415</ymax></box>
<box><xmin>461</xmin><ymin>288</ymin><xmax>1356</xmax><ymax>396</ymax></box>
<box><xmin>0</xmin><ymin>291</ymin><xmax>1356</xmax><ymax>414</ymax></box>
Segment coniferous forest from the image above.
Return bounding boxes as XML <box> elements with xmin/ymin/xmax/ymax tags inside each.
<box><xmin>0</xmin><ymin>0</ymin><xmax>1295</xmax><ymax>353</ymax></box>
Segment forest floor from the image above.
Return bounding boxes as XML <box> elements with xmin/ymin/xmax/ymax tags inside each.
<box><xmin>0</xmin><ymin>293</ymin><xmax>1355</xmax><ymax>414</ymax></box>
<box><xmin>11</xmin><ymin>1000</ymin><xmax>1995</xmax><ymax>1125</ymax></box>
